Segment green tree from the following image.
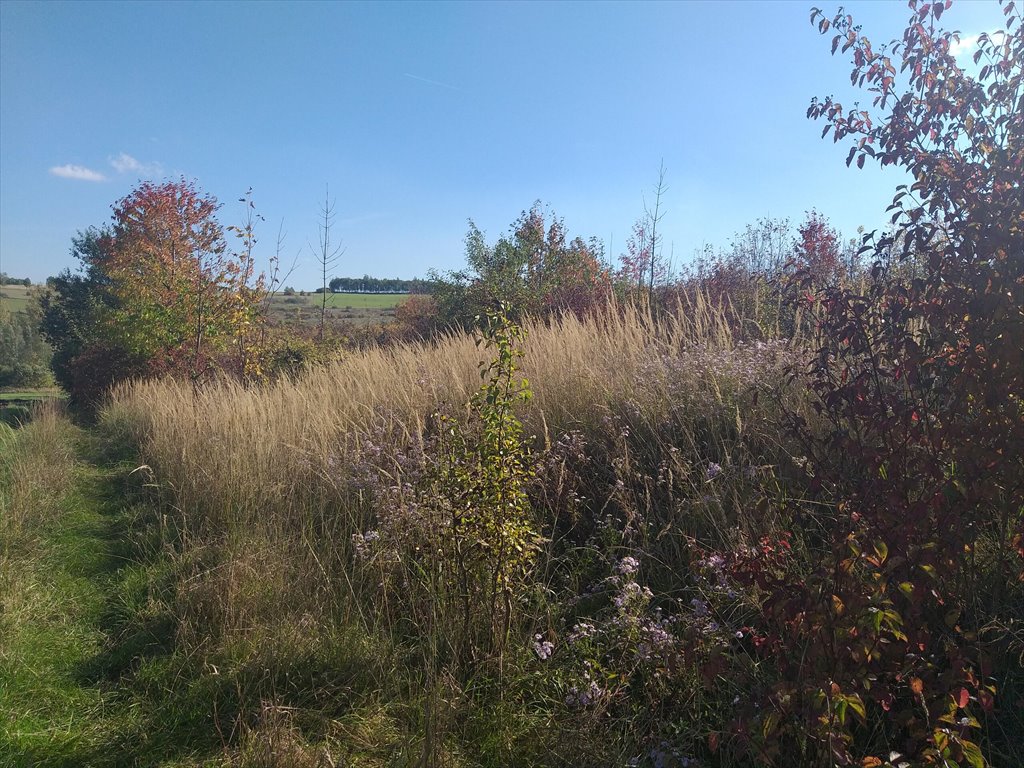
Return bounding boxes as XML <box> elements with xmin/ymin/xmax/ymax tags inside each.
<box><xmin>41</xmin><ymin>180</ymin><xmax>270</xmax><ymax>406</ymax></box>
<box><xmin>0</xmin><ymin>298</ymin><xmax>51</xmax><ymax>387</ymax></box>
<box><xmin>430</xmin><ymin>203</ymin><xmax>610</xmax><ymax>329</ymax></box>
<box><xmin>38</xmin><ymin>230</ymin><xmax>126</xmax><ymax>402</ymax></box>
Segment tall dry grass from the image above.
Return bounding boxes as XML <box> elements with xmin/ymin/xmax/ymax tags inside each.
<box><xmin>0</xmin><ymin>402</ymin><xmax>77</xmax><ymax>540</ymax></box>
<box><xmin>109</xmin><ymin>297</ymin><xmax>793</xmax><ymax>528</ymax></box>
<box><xmin>102</xmin><ymin>297</ymin><xmax>811</xmax><ymax>763</ymax></box>
<box><xmin>110</xmin><ymin>297</ymin><xmax>803</xmax><ymax>603</ymax></box>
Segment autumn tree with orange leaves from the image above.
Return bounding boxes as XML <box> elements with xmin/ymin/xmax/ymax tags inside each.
<box><xmin>41</xmin><ymin>179</ymin><xmax>268</xmax><ymax>405</ymax></box>
<box><xmin>98</xmin><ymin>178</ymin><xmax>264</xmax><ymax>384</ymax></box>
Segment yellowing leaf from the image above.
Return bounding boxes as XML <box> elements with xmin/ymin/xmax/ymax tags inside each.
<box><xmin>832</xmin><ymin>594</ymin><xmax>845</xmax><ymax>615</ymax></box>
<box><xmin>873</xmin><ymin>540</ymin><xmax>889</xmax><ymax>564</ymax></box>
<box><xmin>846</xmin><ymin>694</ymin><xmax>867</xmax><ymax>722</ymax></box>
<box><xmin>960</xmin><ymin>739</ymin><xmax>985</xmax><ymax>768</ymax></box>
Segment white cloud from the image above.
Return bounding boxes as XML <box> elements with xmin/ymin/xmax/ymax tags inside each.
<box><xmin>950</xmin><ymin>31</ymin><xmax>1004</xmax><ymax>59</ymax></box>
<box><xmin>949</xmin><ymin>33</ymin><xmax>982</xmax><ymax>58</ymax></box>
<box><xmin>49</xmin><ymin>164</ymin><xmax>107</xmax><ymax>182</ymax></box>
<box><xmin>109</xmin><ymin>152</ymin><xmax>163</xmax><ymax>177</ymax></box>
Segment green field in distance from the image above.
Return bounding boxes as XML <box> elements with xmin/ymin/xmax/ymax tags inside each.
<box><xmin>0</xmin><ymin>284</ymin><xmax>34</xmax><ymax>314</ymax></box>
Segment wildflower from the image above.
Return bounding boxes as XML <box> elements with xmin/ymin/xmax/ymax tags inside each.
<box><xmin>568</xmin><ymin>622</ymin><xmax>596</xmax><ymax>643</ymax></box>
<box><xmin>617</xmin><ymin>555</ymin><xmax>640</xmax><ymax>575</ymax></box>
<box><xmin>637</xmin><ymin>618</ymin><xmax>676</xmax><ymax>661</ymax></box>
<box><xmin>565</xmin><ymin>679</ymin><xmax>605</xmax><ymax>709</ymax></box>
<box><xmin>704</xmin><ymin>553</ymin><xmax>725</xmax><ymax>571</ymax></box>
<box><xmin>613</xmin><ymin>581</ymin><xmax>643</xmax><ymax>609</ymax></box>
<box><xmin>533</xmin><ymin>634</ymin><xmax>554</xmax><ymax>660</ymax></box>
<box><xmin>705</xmin><ymin>462</ymin><xmax>722</xmax><ymax>480</ymax></box>
<box><xmin>351</xmin><ymin>530</ymin><xmax>381</xmax><ymax>560</ymax></box>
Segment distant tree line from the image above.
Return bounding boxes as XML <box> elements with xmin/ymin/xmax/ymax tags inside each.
<box><xmin>327</xmin><ymin>276</ymin><xmax>430</xmax><ymax>294</ymax></box>
<box><xmin>0</xmin><ymin>273</ymin><xmax>31</xmax><ymax>286</ymax></box>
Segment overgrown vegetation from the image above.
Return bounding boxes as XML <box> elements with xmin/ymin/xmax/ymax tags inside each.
<box><xmin>104</xmin><ymin>296</ymin><xmax>805</xmax><ymax>766</ymax></box>
<box><xmin>4</xmin><ymin>1</ymin><xmax>1020</xmax><ymax>766</ymax></box>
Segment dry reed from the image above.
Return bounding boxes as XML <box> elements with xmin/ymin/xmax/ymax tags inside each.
<box><xmin>105</xmin><ymin>297</ymin><xmax>802</xmax><ymax>633</ymax></box>
<box><xmin>109</xmin><ymin>298</ymin><xmax>756</xmax><ymax>527</ymax></box>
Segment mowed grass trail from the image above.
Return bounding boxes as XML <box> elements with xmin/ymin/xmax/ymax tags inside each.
<box><xmin>0</xmin><ymin>409</ymin><xmax>213</xmax><ymax>767</ymax></box>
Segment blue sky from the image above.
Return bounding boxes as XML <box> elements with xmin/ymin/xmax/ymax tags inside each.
<box><xmin>0</xmin><ymin>0</ymin><xmax>1004</xmax><ymax>286</ymax></box>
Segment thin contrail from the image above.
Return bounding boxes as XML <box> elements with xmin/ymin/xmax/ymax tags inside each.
<box><xmin>402</xmin><ymin>73</ymin><xmax>463</xmax><ymax>91</ymax></box>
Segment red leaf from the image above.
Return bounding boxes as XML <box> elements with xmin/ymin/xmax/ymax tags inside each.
<box><xmin>957</xmin><ymin>687</ymin><xmax>970</xmax><ymax>709</ymax></box>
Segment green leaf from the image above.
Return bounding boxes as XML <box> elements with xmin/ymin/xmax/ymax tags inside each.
<box><xmin>846</xmin><ymin>694</ymin><xmax>866</xmax><ymax>723</ymax></box>
<box><xmin>836</xmin><ymin>698</ymin><xmax>848</xmax><ymax>725</ymax></box>
<box><xmin>960</xmin><ymin>739</ymin><xmax>985</xmax><ymax>768</ymax></box>
<box><xmin>873</xmin><ymin>541</ymin><xmax>888</xmax><ymax>564</ymax></box>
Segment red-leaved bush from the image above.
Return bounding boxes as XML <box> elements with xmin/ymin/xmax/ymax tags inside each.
<box><xmin>724</xmin><ymin>2</ymin><xmax>1023</xmax><ymax>765</ymax></box>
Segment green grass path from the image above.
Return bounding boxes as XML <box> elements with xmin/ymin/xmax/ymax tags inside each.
<box><xmin>1</xmin><ymin>421</ymin><xmax>396</xmax><ymax>767</ymax></box>
<box><xmin>0</xmin><ymin>429</ymin><xmax>206</xmax><ymax>768</ymax></box>
<box><xmin>1</xmin><ymin>455</ymin><xmax>120</xmax><ymax>765</ymax></box>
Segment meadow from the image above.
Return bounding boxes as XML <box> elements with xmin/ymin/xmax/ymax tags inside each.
<box><xmin>0</xmin><ymin>283</ymin><xmax>34</xmax><ymax>314</ymax></box>
<box><xmin>1</xmin><ymin>5</ymin><xmax>1020</xmax><ymax>763</ymax></box>
<box><xmin>266</xmin><ymin>292</ymin><xmax>408</xmax><ymax>327</ymax></box>
<box><xmin>0</xmin><ymin>389</ymin><xmax>63</xmax><ymax>401</ymax></box>
<box><xmin>84</xmin><ymin>300</ymin><xmax>813</xmax><ymax>765</ymax></box>
<box><xmin>3</xmin><ymin>287</ymin><xmax>1019</xmax><ymax>766</ymax></box>
<box><xmin>318</xmin><ymin>292</ymin><xmax>409</xmax><ymax>310</ymax></box>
